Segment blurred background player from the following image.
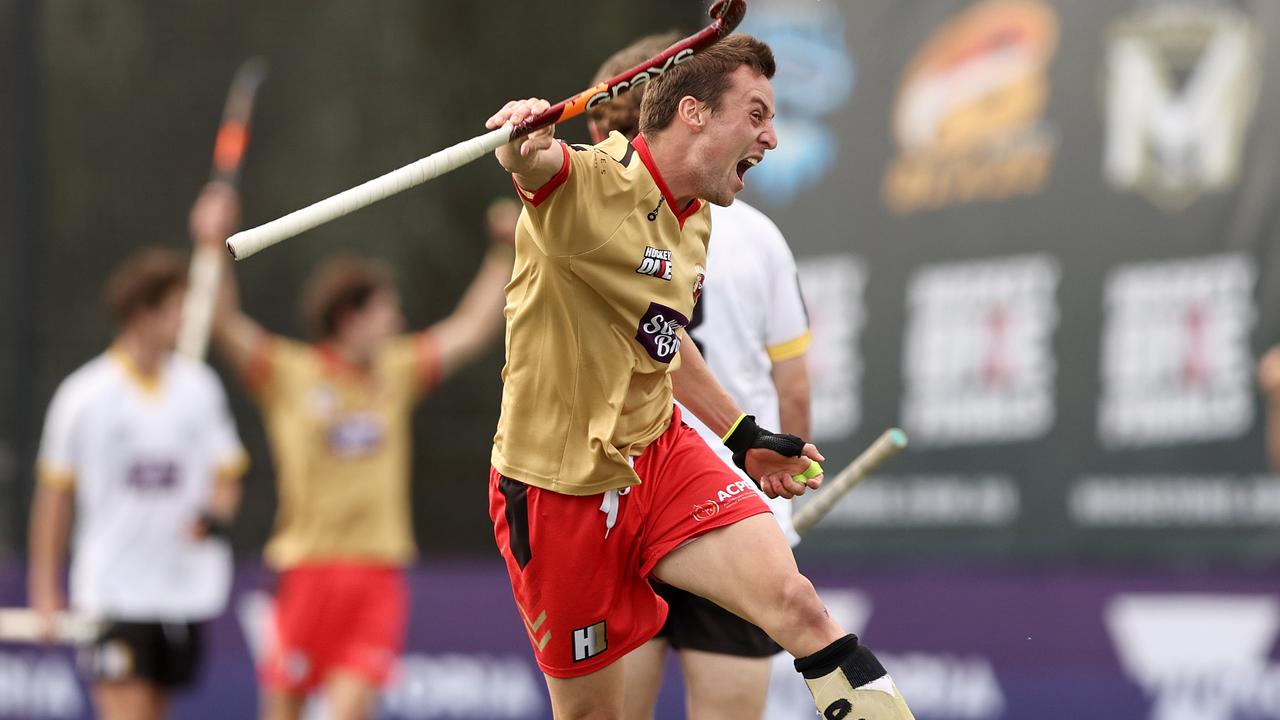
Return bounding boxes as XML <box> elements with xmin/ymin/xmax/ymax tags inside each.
<box><xmin>1258</xmin><ymin>346</ymin><xmax>1280</xmax><ymax>472</ymax></box>
<box><xmin>587</xmin><ymin>33</ymin><xmax>814</xmax><ymax>720</ymax></box>
<box><xmin>190</xmin><ymin>181</ymin><xmax>515</xmax><ymax>720</ymax></box>
<box><xmin>28</xmin><ymin>247</ymin><xmax>249</xmax><ymax>720</ymax></box>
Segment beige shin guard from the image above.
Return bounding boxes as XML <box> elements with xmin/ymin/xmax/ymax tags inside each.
<box><xmin>805</xmin><ymin>673</ymin><xmax>917</xmax><ymax>720</ymax></box>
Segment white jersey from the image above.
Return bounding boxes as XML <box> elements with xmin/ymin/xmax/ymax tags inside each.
<box><xmin>679</xmin><ymin>200</ymin><xmax>811</xmax><ymax>546</ymax></box>
<box><xmin>36</xmin><ymin>349</ymin><xmax>247</xmax><ymax>622</ymax></box>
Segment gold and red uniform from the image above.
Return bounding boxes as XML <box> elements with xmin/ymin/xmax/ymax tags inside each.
<box><xmin>490</xmin><ymin>132</ymin><xmax>770</xmax><ymax>677</ymax></box>
<box><xmin>248</xmin><ymin>333</ymin><xmax>438</xmax><ymax>690</ymax></box>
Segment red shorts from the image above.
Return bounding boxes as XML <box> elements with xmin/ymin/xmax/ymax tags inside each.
<box><xmin>258</xmin><ymin>563</ymin><xmax>407</xmax><ymax>692</ymax></box>
<box><xmin>489</xmin><ymin>405</ymin><xmax>771</xmax><ymax>678</ymax></box>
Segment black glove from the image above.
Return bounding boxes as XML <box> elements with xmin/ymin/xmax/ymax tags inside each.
<box><xmin>722</xmin><ymin>414</ymin><xmax>806</xmax><ymax>483</ymax></box>
<box><xmin>195</xmin><ymin>512</ymin><xmax>232</xmax><ymax>540</ymax></box>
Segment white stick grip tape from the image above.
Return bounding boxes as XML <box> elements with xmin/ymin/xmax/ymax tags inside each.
<box><xmin>227</xmin><ymin>125</ymin><xmax>513</xmax><ymax>260</ymax></box>
<box><xmin>177</xmin><ymin>245</ymin><xmax>222</xmax><ymax>359</ymax></box>
<box><xmin>792</xmin><ymin>428</ymin><xmax>908</xmax><ymax>537</ymax></box>
<box><xmin>0</xmin><ymin>608</ymin><xmax>100</xmax><ymax>644</ymax></box>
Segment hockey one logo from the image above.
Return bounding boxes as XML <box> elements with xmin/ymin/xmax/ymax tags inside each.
<box><xmin>635</xmin><ymin>302</ymin><xmax>687</xmax><ymax>363</ymax></box>
<box><xmin>692</xmin><ymin>265</ymin><xmax>705</xmax><ymax>304</ymax></box>
<box><xmin>635</xmin><ymin>246</ymin><xmax>673</xmax><ymax>281</ymax></box>
<box><xmin>584</xmin><ymin>48</ymin><xmax>695</xmax><ymax>110</ymax></box>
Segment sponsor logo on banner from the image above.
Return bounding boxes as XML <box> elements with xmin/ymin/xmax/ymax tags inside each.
<box><xmin>902</xmin><ymin>255</ymin><xmax>1059</xmax><ymax>446</ymax></box>
<box><xmin>767</xmin><ymin>590</ymin><xmax>1005</xmax><ymax>720</ymax></box>
<box><xmin>807</xmin><ymin>474</ymin><xmax>1020</xmax><ymax>528</ymax></box>
<box><xmin>1107</xmin><ymin>593</ymin><xmax>1280</xmax><ymax>719</ymax></box>
<box><xmin>739</xmin><ymin>0</ymin><xmax>856</xmax><ymax>205</ymax></box>
<box><xmin>0</xmin><ymin>651</ymin><xmax>85</xmax><ymax>718</ymax></box>
<box><xmin>1070</xmin><ymin>475</ymin><xmax>1280</xmax><ymax>527</ymax></box>
<box><xmin>1102</xmin><ymin>2</ymin><xmax>1260</xmax><ymax>210</ymax></box>
<box><xmin>797</xmin><ymin>255</ymin><xmax>865</xmax><ymax>443</ymax></box>
<box><xmin>1098</xmin><ymin>254</ymin><xmax>1255</xmax><ymax>447</ymax></box>
<box><xmin>238</xmin><ymin>590</ymin><xmax>548</xmax><ymax>719</ymax></box>
<box><xmin>883</xmin><ymin>0</ymin><xmax>1060</xmax><ymax>214</ymax></box>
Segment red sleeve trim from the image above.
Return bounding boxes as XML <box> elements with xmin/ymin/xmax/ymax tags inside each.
<box><xmin>512</xmin><ymin>142</ymin><xmax>571</xmax><ymax>207</ymax></box>
<box><xmin>242</xmin><ymin>335</ymin><xmax>275</xmax><ymax>394</ymax></box>
<box><xmin>415</xmin><ymin>330</ymin><xmax>443</xmax><ymax>393</ymax></box>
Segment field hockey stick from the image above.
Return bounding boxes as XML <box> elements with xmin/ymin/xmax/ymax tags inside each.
<box><xmin>179</xmin><ymin>57</ymin><xmax>268</xmax><ymax>359</ymax></box>
<box><xmin>792</xmin><ymin>428</ymin><xmax>908</xmax><ymax>537</ymax></box>
<box><xmin>226</xmin><ymin>0</ymin><xmax>747</xmax><ymax>260</ymax></box>
<box><xmin>0</xmin><ymin>608</ymin><xmax>100</xmax><ymax>644</ymax></box>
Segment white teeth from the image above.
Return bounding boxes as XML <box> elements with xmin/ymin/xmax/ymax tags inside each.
<box><xmin>745</xmin><ymin>158</ymin><xmax>759</xmax><ymax>166</ymax></box>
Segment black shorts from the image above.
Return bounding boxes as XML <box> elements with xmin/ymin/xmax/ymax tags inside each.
<box><xmin>653</xmin><ymin>582</ymin><xmax>782</xmax><ymax>658</ymax></box>
<box><xmin>81</xmin><ymin>620</ymin><xmax>205</xmax><ymax>688</ymax></box>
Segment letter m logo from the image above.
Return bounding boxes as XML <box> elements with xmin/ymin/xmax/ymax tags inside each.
<box><xmin>572</xmin><ymin>621</ymin><xmax>607</xmax><ymax>663</ymax></box>
<box><xmin>1103</xmin><ymin>9</ymin><xmax>1259</xmax><ymax>210</ymax></box>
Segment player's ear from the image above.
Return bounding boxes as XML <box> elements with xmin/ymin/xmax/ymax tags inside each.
<box><xmin>588</xmin><ymin>121</ymin><xmax>604</xmax><ymax>144</ymax></box>
<box><xmin>676</xmin><ymin>96</ymin><xmax>706</xmax><ymax>132</ymax></box>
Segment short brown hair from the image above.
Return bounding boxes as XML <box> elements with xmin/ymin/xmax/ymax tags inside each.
<box><xmin>639</xmin><ymin>34</ymin><xmax>775</xmax><ymax>134</ymax></box>
<box><xmin>299</xmin><ymin>255</ymin><xmax>395</xmax><ymax>340</ymax></box>
<box><xmin>103</xmin><ymin>247</ymin><xmax>189</xmax><ymax>325</ymax></box>
<box><xmin>589</xmin><ymin>32</ymin><xmax>682</xmax><ymax>138</ymax></box>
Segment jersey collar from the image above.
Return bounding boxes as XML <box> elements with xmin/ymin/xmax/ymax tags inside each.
<box><xmin>633</xmin><ymin>133</ymin><xmax>703</xmax><ymax>230</ymax></box>
<box><xmin>107</xmin><ymin>345</ymin><xmax>165</xmax><ymax>397</ymax></box>
<box><xmin>318</xmin><ymin>343</ymin><xmax>373</xmax><ymax>382</ymax></box>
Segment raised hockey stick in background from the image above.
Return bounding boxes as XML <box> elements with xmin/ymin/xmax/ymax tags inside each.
<box><xmin>178</xmin><ymin>57</ymin><xmax>268</xmax><ymax>358</ymax></box>
<box><xmin>792</xmin><ymin>428</ymin><xmax>909</xmax><ymax>537</ymax></box>
<box><xmin>226</xmin><ymin>0</ymin><xmax>747</xmax><ymax>260</ymax></box>
<box><xmin>0</xmin><ymin>608</ymin><xmax>99</xmax><ymax>644</ymax></box>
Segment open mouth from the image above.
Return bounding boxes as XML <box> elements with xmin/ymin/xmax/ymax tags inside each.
<box><xmin>736</xmin><ymin>157</ymin><xmax>759</xmax><ymax>181</ymax></box>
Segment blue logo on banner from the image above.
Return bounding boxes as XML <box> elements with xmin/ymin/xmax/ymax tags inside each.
<box><xmin>740</xmin><ymin>1</ymin><xmax>856</xmax><ymax>206</ymax></box>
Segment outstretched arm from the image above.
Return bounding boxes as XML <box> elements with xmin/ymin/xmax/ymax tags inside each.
<box><xmin>486</xmin><ymin>99</ymin><xmax>563</xmax><ymax>192</ymax></box>
<box><xmin>674</xmin><ymin>335</ymin><xmax>823</xmax><ymax>499</ymax></box>
<box><xmin>189</xmin><ymin>181</ymin><xmax>270</xmax><ymax>375</ymax></box>
<box><xmin>426</xmin><ymin>198</ymin><xmax>517</xmax><ymax>382</ymax></box>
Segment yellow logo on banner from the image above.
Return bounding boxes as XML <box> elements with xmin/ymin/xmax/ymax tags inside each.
<box><xmin>882</xmin><ymin>0</ymin><xmax>1060</xmax><ymax>214</ymax></box>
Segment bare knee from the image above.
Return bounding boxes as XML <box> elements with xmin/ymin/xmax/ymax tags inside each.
<box><xmin>774</xmin><ymin>573</ymin><xmax>827</xmax><ymax>629</ymax></box>
<box><xmin>748</xmin><ymin>572</ymin><xmax>835</xmax><ymax>654</ymax></box>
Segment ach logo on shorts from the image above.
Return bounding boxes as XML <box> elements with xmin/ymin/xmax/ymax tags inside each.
<box><xmin>635</xmin><ymin>302</ymin><xmax>688</xmax><ymax>363</ymax></box>
<box><xmin>572</xmin><ymin>621</ymin><xmax>607</xmax><ymax>662</ymax></box>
